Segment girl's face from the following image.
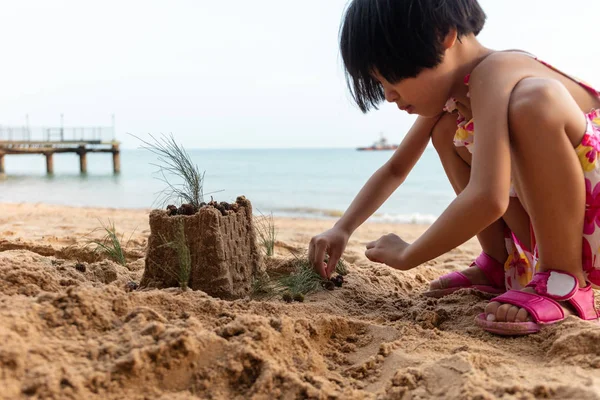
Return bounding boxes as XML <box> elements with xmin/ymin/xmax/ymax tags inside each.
<box><xmin>373</xmin><ymin>31</ymin><xmax>459</xmax><ymax>118</ymax></box>
<box><xmin>374</xmin><ymin>61</ymin><xmax>455</xmax><ymax>118</ymax></box>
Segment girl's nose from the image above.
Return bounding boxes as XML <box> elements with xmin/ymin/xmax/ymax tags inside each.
<box><xmin>384</xmin><ymin>87</ymin><xmax>398</xmax><ymax>103</ymax></box>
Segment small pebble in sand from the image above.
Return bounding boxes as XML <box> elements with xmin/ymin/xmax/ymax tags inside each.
<box><xmin>293</xmin><ymin>293</ymin><xmax>305</xmax><ymax>302</ymax></box>
<box><xmin>331</xmin><ymin>275</ymin><xmax>344</xmax><ymax>287</ymax></box>
<box><xmin>178</xmin><ymin>203</ymin><xmax>196</xmax><ymax>216</ymax></box>
<box><xmin>125</xmin><ymin>281</ymin><xmax>138</xmax><ymax>292</ymax></box>
<box><xmin>282</xmin><ymin>292</ymin><xmax>293</xmax><ymax>303</ymax></box>
<box><xmin>166</xmin><ymin>205</ymin><xmax>178</xmax><ymax>215</ymax></box>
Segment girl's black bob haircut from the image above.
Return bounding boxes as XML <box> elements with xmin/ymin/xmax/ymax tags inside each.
<box><xmin>340</xmin><ymin>0</ymin><xmax>486</xmax><ymax>112</ymax></box>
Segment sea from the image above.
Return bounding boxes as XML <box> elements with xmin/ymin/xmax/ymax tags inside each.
<box><xmin>0</xmin><ymin>148</ymin><xmax>454</xmax><ymax>224</ymax></box>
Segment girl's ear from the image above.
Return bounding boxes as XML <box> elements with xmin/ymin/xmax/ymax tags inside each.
<box><xmin>442</xmin><ymin>28</ymin><xmax>458</xmax><ymax>50</ymax></box>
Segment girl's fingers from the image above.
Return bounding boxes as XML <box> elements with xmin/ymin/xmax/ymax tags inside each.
<box><xmin>314</xmin><ymin>244</ymin><xmax>328</xmax><ymax>278</ymax></box>
<box><xmin>309</xmin><ymin>239</ymin><xmax>327</xmax><ymax>277</ymax></box>
<box><xmin>365</xmin><ymin>248</ymin><xmax>382</xmax><ymax>263</ymax></box>
<box><xmin>308</xmin><ymin>242</ymin><xmax>315</xmax><ymax>265</ymax></box>
<box><xmin>326</xmin><ymin>253</ymin><xmax>340</xmax><ymax>278</ymax></box>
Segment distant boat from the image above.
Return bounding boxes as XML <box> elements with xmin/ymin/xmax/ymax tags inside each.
<box><xmin>356</xmin><ymin>133</ymin><xmax>398</xmax><ymax>151</ymax></box>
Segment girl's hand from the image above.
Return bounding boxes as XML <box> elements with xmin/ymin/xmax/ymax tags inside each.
<box><xmin>365</xmin><ymin>234</ymin><xmax>412</xmax><ymax>270</ymax></box>
<box><xmin>309</xmin><ymin>227</ymin><xmax>350</xmax><ymax>279</ymax></box>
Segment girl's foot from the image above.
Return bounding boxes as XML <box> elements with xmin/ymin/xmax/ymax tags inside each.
<box><xmin>483</xmin><ymin>286</ymin><xmax>571</xmax><ymax>323</ymax></box>
<box><xmin>476</xmin><ymin>271</ymin><xmax>599</xmax><ymax>335</ymax></box>
<box><xmin>429</xmin><ymin>262</ymin><xmax>491</xmax><ymax>289</ymax></box>
<box><xmin>424</xmin><ymin>252</ymin><xmax>506</xmax><ymax>297</ymax></box>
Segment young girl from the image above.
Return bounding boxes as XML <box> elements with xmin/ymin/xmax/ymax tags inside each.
<box><xmin>308</xmin><ymin>0</ymin><xmax>600</xmax><ymax>335</ymax></box>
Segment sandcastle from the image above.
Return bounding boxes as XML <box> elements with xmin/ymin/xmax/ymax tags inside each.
<box><xmin>141</xmin><ymin>196</ymin><xmax>263</xmax><ymax>299</ymax></box>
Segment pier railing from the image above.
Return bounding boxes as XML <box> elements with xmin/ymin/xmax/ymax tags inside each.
<box><xmin>0</xmin><ymin>125</ymin><xmax>115</xmax><ymax>143</ymax></box>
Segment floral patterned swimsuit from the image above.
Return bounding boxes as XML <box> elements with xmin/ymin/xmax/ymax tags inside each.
<box><xmin>444</xmin><ymin>56</ymin><xmax>600</xmax><ymax>290</ymax></box>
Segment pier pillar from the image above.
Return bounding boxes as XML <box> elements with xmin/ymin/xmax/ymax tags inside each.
<box><xmin>0</xmin><ymin>153</ymin><xmax>5</xmax><ymax>174</ymax></box>
<box><xmin>45</xmin><ymin>153</ymin><xmax>54</xmax><ymax>175</ymax></box>
<box><xmin>79</xmin><ymin>146</ymin><xmax>87</xmax><ymax>174</ymax></box>
<box><xmin>112</xmin><ymin>144</ymin><xmax>121</xmax><ymax>174</ymax></box>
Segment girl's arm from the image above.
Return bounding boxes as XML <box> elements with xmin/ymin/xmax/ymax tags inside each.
<box><xmin>310</xmin><ymin>114</ymin><xmax>447</xmax><ymax>277</ymax></box>
<box><xmin>389</xmin><ymin>54</ymin><xmax>524</xmax><ymax>269</ymax></box>
<box><xmin>335</xmin><ymin>114</ymin><xmax>444</xmax><ymax>234</ymax></box>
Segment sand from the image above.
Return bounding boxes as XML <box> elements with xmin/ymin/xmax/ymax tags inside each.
<box><xmin>1</xmin><ymin>202</ymin><xmax>599</xmax><ymax>400</ymax></box>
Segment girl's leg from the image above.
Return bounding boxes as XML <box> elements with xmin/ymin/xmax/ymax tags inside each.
<box><xmin>485</xmin><ymin>78</ymin><xmax>587</xmax><ymax>323</ymax></box>
<box><xmin>430</xmin><ymin>113</ymin><xmax>530</xmax><ymax>290</ymax></box>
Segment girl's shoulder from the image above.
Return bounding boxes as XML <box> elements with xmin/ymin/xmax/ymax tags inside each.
<box><xmin>472</xmin><ymin>50</ymin><xmax>537</xmax><ymax>79</ymax></box>
<box><xmin>469</xmin><ymin>51</ymin><xmax>540</xmax><ymax>98</ymax></box>
<box><xmin>472</xmin><ymin>50</ymin><xmax>600</xmax><ymax>101</ymax></box>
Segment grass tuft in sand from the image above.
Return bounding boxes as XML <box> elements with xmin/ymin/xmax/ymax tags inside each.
<box><xmin>91</xmin><ymin>219</ymin><xmax>131</xmax><ymax>266</ymax></box>
<box><xmin>252</xmin><ymin>252</ymin><xmax>348</xmax><ymax>301</ymax></box>
<box><xmin>133</xmin><ymin>133</ymin><xmax>205</xmax><ymax>209</ymax></box>
<box><xmin>255</xmin><ymin>212</ymin><xmax>277</xmax><ymax>257</ymax></box>
<box><xmin>158</xmin><ymin>221</ymin><xmax>191</xmax><ymax>290</ymax></box>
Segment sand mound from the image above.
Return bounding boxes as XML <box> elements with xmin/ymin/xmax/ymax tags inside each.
<box><xmin>1</xmin><ymin>203</ymin><xmax>599</xmax><ymax>399</ymax></box>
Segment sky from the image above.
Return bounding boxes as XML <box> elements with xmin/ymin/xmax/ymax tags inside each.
<box><xmin>1</xmin><ymin>0</ymin><xmax>599</xmax><ymax>149</ymax></box>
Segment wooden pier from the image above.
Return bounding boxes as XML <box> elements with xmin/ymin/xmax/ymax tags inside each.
<box><xmin>0</xmin><ymin>121</ymin><xmax>120</xmax><ymax>175</ymax></box>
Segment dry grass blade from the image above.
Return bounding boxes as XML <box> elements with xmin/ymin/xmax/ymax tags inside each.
<box><xmin>276</xmin><ymin>258</ymin><xmax>323</xmax><ymax>295</ymax></box>
<box><xmin>158</xmin><ymin>221</ymin><xmax>191</xmax><ymax>290</ymax></box>
<box><xmin>251</xmin><ymin>272</ymin><xmax>277</xmax><ymax>299</ymax></box>
<box><xmin>279</xmin><ymin>251</ymin><xmax>348</xmax><ymax>294</ymax></box>
<box><xmin>131</xmin><ymin>133</ymin><xmax>204</xmax><ymax>209</ymax></box>
<box><xmin>334</xmin><ymin>257</ymin><xmax>349</xmax><ymax>276</ymax></box>
<box><xmin>255</xmin><ymin>211</ymin><xmax>277</xmax><ymax>257</ymax></box>
<box><xmin>90</xmin><ymin>220</ymin><xmax>131</xmax><ymax>266</ymax></box>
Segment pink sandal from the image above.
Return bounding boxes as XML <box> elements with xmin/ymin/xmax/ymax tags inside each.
<box><xmin>424</xmin><ymin>252</ymin><xmax>506</xmax><ymax>298</ymax></box>
<box><xmin>476</xmin><ymin>270</ymin><xmax>600</xmax><ymax>336</ymax></box>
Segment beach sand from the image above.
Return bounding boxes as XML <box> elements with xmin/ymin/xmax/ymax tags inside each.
<box><xmin>1</xmin><ymin>202</ymin><xmax>599</xmax><ymax>399</ymax></box>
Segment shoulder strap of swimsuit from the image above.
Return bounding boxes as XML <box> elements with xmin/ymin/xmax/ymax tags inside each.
<box><xmin>500</xmin><ymin>49</ymin><xmax>600</xmax><ymax>99</ymax></box>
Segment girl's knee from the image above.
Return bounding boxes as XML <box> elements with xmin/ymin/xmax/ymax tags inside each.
<box><xmin>431</xmin><ymin>113</ymin><xmax>460</xmax><ymax>154</ymax></box>
<box><xmin>508</xmin><ymin>78</ymin><xmax>569</xmax><ymax>129</ymax></box>
<box><xmin>509</xmin><ymin>78</ymin><xmax>586</xmax><ymax>147</ymax></box>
